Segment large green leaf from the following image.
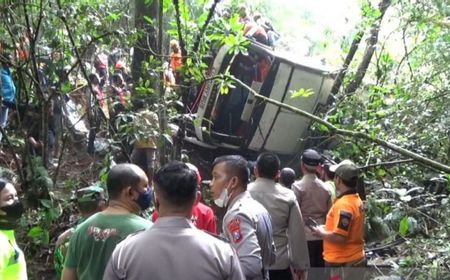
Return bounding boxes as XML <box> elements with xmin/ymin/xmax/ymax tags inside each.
<box><xmin>399</xmin><ymin>216</ymin><xmax>409</xmax><ymax>236</ymax></box>
<box><xmin>27</xmin><ymin>226</ymin><xmax>50</xmax><ymax>245</ymax></box>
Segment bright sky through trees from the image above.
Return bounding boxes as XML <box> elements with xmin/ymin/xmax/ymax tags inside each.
<box><xmin>222</xmin><ymin>0</ymin><xmax>362</xmax><ymax>65</ymax></box>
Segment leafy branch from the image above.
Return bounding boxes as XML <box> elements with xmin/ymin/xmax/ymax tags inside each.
<box><xmin>192</xmin><ymin>0</ymin><xmax>221</xmax><ymax>53</ymax></box>
<box><xmin>55</xmin><ymin>0</ymin><xmax>131</xmax><ymax>161</ymax></box>
<box><xmin>345</xmin><ymin>0</ymin><xmax>392</xmax><ymax>94</ymax></box>
<box><xmin>219</xmin><ymin>74</ymin><xmax>450</xmax><ymax>173</ymax></box>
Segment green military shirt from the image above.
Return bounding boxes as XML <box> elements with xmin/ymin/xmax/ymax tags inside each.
<box><xmin>64</xmin><ymin>212</ymin><xmax>152</xmax><ymax>280</ymax></box>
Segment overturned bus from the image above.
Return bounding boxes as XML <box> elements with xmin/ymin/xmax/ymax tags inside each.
<box><xmin>185</xmin><ymin>41</ymin><xmax>335</xmax><ymax>164</ymax></box>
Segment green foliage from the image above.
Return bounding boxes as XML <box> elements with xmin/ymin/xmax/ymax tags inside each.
<box><xmin>399</xmin><ymin>216</ymin><xmax>409</xmax><ymax>236</ymax></box>
<box><xmin>361</xmin><ymin>0</ymin><xmax>382</xmax><ymax>19</ymax></box>
<box><xmin>290</xmin><ymin>88</ymin><xmax>315</xmax><ymax>99</ymax></box>
<box><xmin>27</xmin><ymin>226</ymin><xmax>50</xmax><ymax>246</ymax></box>
<box><xmin>218</xmin><ymin>74</ymin><xmax>236</xmax><ymax>95</ymax></box>
<box><xmin>224</xmin><ymin>33</ymin><xmax>249</xmax><ymax>55</ymax></box>
<box><xmin>1</xmin><ymin>0</ymin><xmax>448</xmax><ymax>278</ymax></box>
<box><xmin>0</xmin><ymin>167</ymin><xmax>18</xmax><ymax>184</ymax></box>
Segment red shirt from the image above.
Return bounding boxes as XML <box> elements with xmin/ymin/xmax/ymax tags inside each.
<box><xmin>152</xmin><ymin>202</ymin><xmax>217</xmax><ymax>234</ymax></box>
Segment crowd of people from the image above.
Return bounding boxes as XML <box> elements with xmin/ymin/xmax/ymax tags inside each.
<box><xmin>237</xmin><ymin>5</ymin><xmax>280</xmax><ymax>48</ymax></box>
<box><xmin>0</xmin><ymin>7</ymin><xmax>368</xmax><ymax>280</ymax></box>
<box><xmin>0</xmin><ymin>40</ymin><xmax>163</xmax><ymax>173</ymax></box>
<box><xmin>1</xmin><ymin>147</ymin><xmax>367</xmax><ymax>280</ymax></box>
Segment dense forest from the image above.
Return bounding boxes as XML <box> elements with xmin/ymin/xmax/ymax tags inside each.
<box><xmin>0</xmin><ymin>0</ymin><xmax>449</xmax><ymax>279</ymax></box>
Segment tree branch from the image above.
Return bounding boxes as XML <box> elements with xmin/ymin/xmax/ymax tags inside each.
<box><xmin>0</xmin><ymin>127</ymin><xmax>25</xmax><ymax>184</ymax></box>
<box><xmin>55</xmin><ymin>0</ymin><xmax>131</xmax><ymax>162</ymax></box>
<box><xmin>401</xmin><ymin>22</ymin><xmax>414</xmax><ymax>80</ymax></box>
<box><xmin>345</xmin><ymin>0</ymin><xmax>392</xmax><ymax>94</ymax></box>
<box><xmin>331</xmin><ymin>30</ymin><xmax>364</xmax><ymax>94</ymax></box>
<box><xmin>223</xmin><ymin>74</ymin><xmax>450</xmax><ymax>173</ymax></box>
<box><xmin>192</xmin><ymin>0</ymin><xmax>220</xmax><ymax>53</ymax></box>
<box><xmin>22</xmin><ymin>0</ymin><xmax>45</xmax><ymax>101</ymax></box>
<box><xmin>172</xmin><ymin>0</ymin><xmax>186</xmax><ymax>58</ymax></box>
<box><xmin>65</xmin><ymin>31</ymin><xmax>117</xmax><ymax>77</ymax></box>
<box><xmin>360</xmin><ymin>159</ymin><xmax>414</xmax><ymax>169</ymax></box>
<box><xmin>52</xmin><ymin>131</ymin><xmax>69</xmax><ymax>184</ymax></box>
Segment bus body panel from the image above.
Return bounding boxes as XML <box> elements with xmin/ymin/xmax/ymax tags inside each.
<box><xmin>248</xmin><ymin>62</ymin><xmax>292</xmax><ymax>151</ymax></box>
<box><xmin>188</xmin><ymin>40</ymin><xmax>335</xmax><ymax>159</ymax></box>
<box><xmin>195</xmin><ymin>45</ymin><xmax>231</xmax><ymax>141</ymax></box>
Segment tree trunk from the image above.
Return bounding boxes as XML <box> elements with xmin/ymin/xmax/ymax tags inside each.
<box><xmin>345</xmin><ymin>0</ymin><xmax>392</xmax><ymax>94</ymax></box>
<box><xmin>171</xmin><ymin>0</ymin><xmax>220</xmax><ymax>160</ymax></box>
<box><xmin>331</xmin><ymin>30</ymin><xmax>364</xmax><ymax>94</ymax></box>
<box><xmin>131</xmin><ymin>0</ymin><xmax>159</xmax><ymax>83</ymax></box>
<box><xmin>157</xmin><ymin>0</ymin><xmax>168</xmax><ymax>165</ymax></box>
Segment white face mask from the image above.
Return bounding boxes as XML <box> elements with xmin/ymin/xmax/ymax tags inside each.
<box><xmin>214</xmin><ymin>187</ymin><xmax>229</xmax><ymax>208</ymax></box>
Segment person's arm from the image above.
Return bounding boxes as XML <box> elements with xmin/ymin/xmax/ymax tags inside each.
<box><xmin>206</xmin><ymin>208</ymin><xmax>217</xmax><ymax>235</ymax></box>
<box><xmin>103</xmin><ymin>252</ymin><xmax>121</xmax><ymax>280</ymax></box>
<box><xmin>325</xmin><ymin>185</ymin><xmax>332</xmax><ymax>210</ymax></box>
<box><xmin>55</xmin><ymin>228</ymin><xmax>74</xmax><ymax>248</ymax></box>
<box><xmin>223</xmin><ymin>213</ymin><xmax>262</xmax><ymax>279</ymax></box>
<box><xmin>292</xmin><ymin>183</ymin><xmax>301</xmax><ymax>203</ymax></box>
<box><xmin>293</xmin><ymin>269</ymin><xmax>308</xmax><ymax>280</ymax></box>
<box><xmin>61</xmin><ymin>267</ymin><xmax>78</xmax><ymax>280</ymax></box>
<box><xmin>312</xmin><ymin>225</ymin><xmax>347</xmax><ymax>243</ymax></box>
<box><xmin>228</xmin><ymin>245</ymin><xmax>246</xmax><ymax>280</ymax></box>
<box><xmin>287</xmin><ymin>199</ymin><xmax>310</xmax><ymax>270</ymax></box>
<box><xmin>62</xmin><ymin>231</ymin><xmax>79</xmax><ymax>280</ymax></box>
<box><xmin>0</xmin><ymin>238</ymin><xmax>8</xmax><ymax>273</ymax></box>
<box><xmin>103</xmin><ymin>240</ymin><xmax>131</xmax><ymax>280</ymax></box>
<box><xmin>311</xmin><ymin>207</ymin><xmax>353</xmax><ymax>243</ymax></box>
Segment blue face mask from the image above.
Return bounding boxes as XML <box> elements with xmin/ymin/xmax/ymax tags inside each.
<box><xmin>135</xmin><ymin>188</ymin><xmax>153</xmax><ymax>210</ymax></box>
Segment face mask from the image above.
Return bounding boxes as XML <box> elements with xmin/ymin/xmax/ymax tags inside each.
<box><xmin>0</xmin><ymin>202</ymin><xmax>24</xmax><ymax>229</ymax></box>
<box><xmin>214</xmin><ymin>187</ymin><xmax>229</xmax><ymax>208</ymax></box>
<box><xmin>135</xmin><ymin>189</ymin><xmax>152</xmax><ymax>211</ymax></box>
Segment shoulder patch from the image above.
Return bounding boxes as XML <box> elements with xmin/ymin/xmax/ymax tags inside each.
<box><xmin>227</xmin><ymin>218</ymin><xmax>243</xmax><ymax>243</ymax></box>
<box><xmin>337</xmin><ymin>210</ymin><xmax>352</xmax><ymax>231</ymax></box>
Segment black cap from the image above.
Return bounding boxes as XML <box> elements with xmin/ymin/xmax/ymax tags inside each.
<box><xmin>301</xmin><ymin>149</ymin><xmax>321</xmax><ymax>166</ymax></box>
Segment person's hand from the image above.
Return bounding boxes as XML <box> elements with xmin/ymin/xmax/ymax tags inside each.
<box><xmin>55</xmin><ymin>228</ymin><xmax>75</xmax><ymax>248</ymax></box>
<box><xmin>293</xmin><ymin>269</ymin><xmax>307</xmax><ymax>280</ymax></box>
<box><xmin>311</xmin><ymin>225</ymin><xmax>325</xmax><ymax>238</ymax></box>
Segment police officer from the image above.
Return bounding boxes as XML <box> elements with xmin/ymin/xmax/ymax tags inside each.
<box><xmin>104</xmin><ymin>162</ymin><xmax>244</xmax><ymax>280</ymax></box>
<box><xmin>279</xmin><ymin>167</ymin><xmax>296</xmax><ymax>189</ymax></box>
<box><xmin>211</xmin><ymin>155</ymin><xmax>276</xmax><ymax>280</ymax></box>
<box><xmin>249</xmin><ymin>153</ymin><xmax>310</xmax><ymax>280</ymax></box>
<box><xmin>292</xmin><ymin>149</ymin><xmax>332</xmax><ymax>272</ymax></box>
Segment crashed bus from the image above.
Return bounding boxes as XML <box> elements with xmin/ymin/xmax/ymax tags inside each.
<box><xmin>185</xmin><ymin>41</ymin><xmax>335</xmax><ymax>164</ymax></box>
